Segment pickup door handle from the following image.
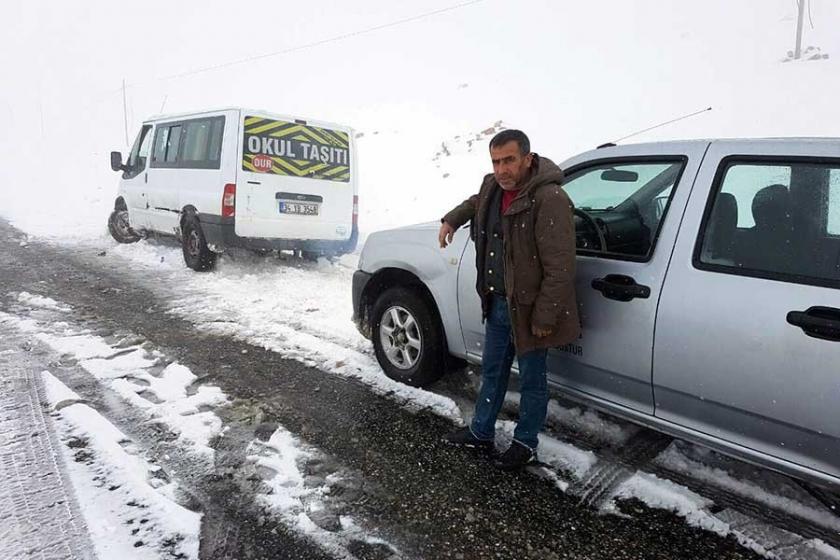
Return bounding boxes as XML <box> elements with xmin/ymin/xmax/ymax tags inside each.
<box><xmin>591</xmin><ymin>274</ymin><xmax>650</xmax><ymax>302</ymax></box>
<box><xmin>787</xmin><ymin>306</ymin><xmax>840</xmax><ymax>342</ymax></box>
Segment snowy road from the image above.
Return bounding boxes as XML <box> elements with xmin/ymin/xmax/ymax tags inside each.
<box><xmin>1</xmin><ymin>219</ymin><xmax>838</xmax><ymax>560</ymax></box>
<box><xmin>0</xmin><ymin>329</ymin><xmax>96</xmax><ymax>560</ymax></box>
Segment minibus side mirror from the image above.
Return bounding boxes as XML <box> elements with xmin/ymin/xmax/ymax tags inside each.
<box><xmin>110</xmin><ymin>151</ymin><xmax>126</xmax><ymax>172</ymax></box>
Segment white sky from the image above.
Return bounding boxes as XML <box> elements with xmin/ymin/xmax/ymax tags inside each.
<box><xmin>1</xmin><ymin>0</ymin><xmax>838</xmax><ymax>235</ymax></box>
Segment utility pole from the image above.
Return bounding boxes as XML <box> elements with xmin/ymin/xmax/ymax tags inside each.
<box><xmin>122</xmin><ymin>78</ymin><xmax>129</xmax><ymax>146</ymax></box>
<box><xmin>794</xmin><ymin>0</ymin><xmax>806</xmax><ymax>59</ymax></box>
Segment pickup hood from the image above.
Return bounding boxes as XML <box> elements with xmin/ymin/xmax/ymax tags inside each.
<box><xmin>358</xmin><ymin>221</ymin><xmax>465</xmax><ymax>277</ymax></box>
<box><xmin>386</xmin><ymin>220</ymin><xmax>442</xmax><ymax>232</ymax></box>
<box><xmin>363</xmin><ymin>221</ymin><xmax>442</xmax><ymax>247</ymax></box>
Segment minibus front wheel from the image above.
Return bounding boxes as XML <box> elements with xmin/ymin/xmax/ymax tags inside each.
<box><xmin>108</xmin><ymin>209</ymin><xmax>141</xmax><ymax>244</ymax></box>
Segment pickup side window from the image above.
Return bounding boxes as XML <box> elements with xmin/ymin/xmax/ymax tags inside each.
<box><xmin>829</xmin><ymin>170</ymin><xmax>840</xmax><ymax>236</ymax></box>
<box><xmin>562</xmin><ymin>159</ymin><xmax>685</xmax><ymax>261</ymax></box>
<box><xmin>696</xmin><ymin>159</ymin><xmax>840</xmax><ymax>287</ymax></box>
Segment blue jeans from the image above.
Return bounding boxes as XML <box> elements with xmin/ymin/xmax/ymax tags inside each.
<box><xmin>470</xmin><ymin>295</ymin><xmax>548</xmax><ymax>450</ymax></box>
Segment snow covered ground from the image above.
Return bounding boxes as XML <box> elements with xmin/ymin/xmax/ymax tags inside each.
<box><xmin>4</xmin><ymin>290</ymin><xmax>404</xmax><ymax>559</ymax></box>
<box><xmin>10</xmin><ymin>236</ymin><xmax>837</xmax><ymax>558</ymax></box>
<box><xmin>110</xmin><ymin>242</ymin><xmax>464</xmax><ymax>421</ymax></box>
<box><xmin>4</xmin><ymin>293</ymin><xmax>228</xmax><ymax>459</ymax></box>
<box><xmin>0</xmin><ymin>305</ymin><xmax>203</xmax><ymax>560</ymax></box>
<box><xmin>2</xmin><ymin>1</ymin><xmax>840</xmax><ymax>558</ymax></box>
<box><xmin>245</xmin><ymin>426</ymin><xmax>402</xmax><ymax>558</ymax></box>
<box><xmin>41</xmin><ymin>371</ymin><xmax>202</xmax><ymax>560</ymax></box>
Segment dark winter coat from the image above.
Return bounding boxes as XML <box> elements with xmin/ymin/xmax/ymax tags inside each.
<box><xmin>442</xmin><ymin>155</ymin><xmax>580</xmax><ymax>355</ymax></box>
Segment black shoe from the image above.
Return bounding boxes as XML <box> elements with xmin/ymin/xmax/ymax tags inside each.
<box><xmin>443</xmin><ymin>427</ymin><xmax>494</xmax><ymax>451</ymax></box>
<box><xmin>493</xmin><ymin>440</ymin><xmax>537</xmax><ymax>471</ymax></box>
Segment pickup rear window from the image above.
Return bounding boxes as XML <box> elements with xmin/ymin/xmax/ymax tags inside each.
<box><xmin>698</xmin><ymin>159</ymin><xmax>840</xmax><ymax>287</ymax></box>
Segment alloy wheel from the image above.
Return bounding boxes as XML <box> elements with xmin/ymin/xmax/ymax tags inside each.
<box><xmin>379</xmin><ymin>305</ymin><xmax>422</xmax><ymax>370</ymax></box>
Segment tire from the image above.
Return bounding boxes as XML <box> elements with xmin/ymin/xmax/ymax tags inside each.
<box><xmin>371</xmin><ymin>286</ymin><xmax>446</xmax><ymax>387</ymax></box>
<box><xmin>302</xmin><ymin>250</ymin><xmax>336</xmax><ymax>263</ymax></box>
<box><xmin>798</xmin><ymin>481</ymin><xmax>840</xmax><ymax>518</ymax></box>
<box><xmin>301</xmin><ymin>250</ymin><xmax>321</xmax><ymax>262</ymax></box>
<box><xmin>107</xmin><ymin>209</ymin><xmax>141</xmax><ymax>244</ymax></box>
<box><xmin>181</xmin><ymin>213</ymin><xmax>217</xmax><ymax>271</ymax></box>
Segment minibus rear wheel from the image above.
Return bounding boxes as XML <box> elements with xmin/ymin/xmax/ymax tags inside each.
<box><xmin>181</xmin><ymin>213</ymin><xmax>217</xmax><ymax>272</ymax></box>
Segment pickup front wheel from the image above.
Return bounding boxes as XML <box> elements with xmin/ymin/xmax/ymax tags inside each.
<box><xmin>371</xmin><ymin>287</ymin><xmax>445</xmax><ymax>387</ymax></box>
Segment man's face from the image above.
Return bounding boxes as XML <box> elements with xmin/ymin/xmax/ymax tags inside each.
<box><xmin>490</xmin><ymin>141</ymin><xmax>533</xmax><ymax>190</ymax></box>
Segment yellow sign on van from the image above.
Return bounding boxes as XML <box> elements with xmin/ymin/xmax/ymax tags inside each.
<box><xmin>242</xmin><ymin>116</ymin><xmax>351</xmax><ymax>182</ymax></box>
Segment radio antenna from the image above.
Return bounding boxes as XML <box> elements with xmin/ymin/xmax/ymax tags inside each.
<box><xmin>611</xmin><ymin>106</ymin><xmax>712</xmax><ymax>144</ymax></box>
<box><xmin>122</xmin><ymin>78</ymin><xmax>130</xmax><ymax>147</ymax></box>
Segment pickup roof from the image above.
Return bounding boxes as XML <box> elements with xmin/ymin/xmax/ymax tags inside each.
<box><xmin>352</xmin><ymin>138</ymin><xmax>840</xmax><ymax>493</ymax></box>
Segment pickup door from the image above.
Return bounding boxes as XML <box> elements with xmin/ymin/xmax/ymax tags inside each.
<box><xmin>544</xmin><ymin>142</ymin><xmax>710</xmax><ymax>415</ymax></box>
<box><xmin>654</xmin><ymin>140</ymin><xmax>840</xmax><ymax>483</ymax></box>
<box><xmin>459</xmin><ymin>142</ymin><xmax>711</xmax><ymax>415</ymax></box>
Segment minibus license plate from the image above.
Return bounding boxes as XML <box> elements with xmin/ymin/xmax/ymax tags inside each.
<box><xmin>279</xmin><ymin>201</ymin><xmax>319</xmax><ymax>216</ymax></box>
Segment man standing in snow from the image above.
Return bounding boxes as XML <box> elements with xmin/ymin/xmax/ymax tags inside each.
<box><xmin>438</xmin><ymin>129</ymin><xmax>579</xmax><ymax>471</ymax></box>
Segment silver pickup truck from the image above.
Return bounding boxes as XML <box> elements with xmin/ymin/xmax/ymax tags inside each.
<box><xmin>352</xmin><ymin>138</ymin><xmax>840</xmax><ymax>493</ymax></box>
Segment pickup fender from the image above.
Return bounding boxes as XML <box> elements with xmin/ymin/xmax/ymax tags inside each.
<box><xmin>359</xmin><ymin>225</ymin><xmax>469</xmax><ymax>358</ymax></box>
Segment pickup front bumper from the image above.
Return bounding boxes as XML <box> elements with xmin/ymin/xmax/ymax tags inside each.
<box><xmin>352</xmin><ymin>269</ymin><xmax>373</xmax><ymax>338</ymax></box>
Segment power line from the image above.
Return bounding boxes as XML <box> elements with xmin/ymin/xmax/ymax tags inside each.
<box><xmin>121</xmin><ymin>78</ymin><xmax>129</xmax><ymax>147</ymax></box>
<box><xmin>68</xmin><ymin>1</ymin><xmax>487</xmax><ymax>123</ymax></box>
<box><xmin>132</xmin><ymin>0</ymin><xmax>485</xmax><ymax>88</ymax></box>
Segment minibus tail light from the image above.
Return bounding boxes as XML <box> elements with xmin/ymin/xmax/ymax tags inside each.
<box><xmin>222</xmin><ymin>184</ymin><xmax>236</xmax><ymax>217</ymax></box>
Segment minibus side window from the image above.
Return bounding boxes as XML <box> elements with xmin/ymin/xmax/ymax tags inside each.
<box><xmin>165</xmin><ymin>125</ymin><xmax>182</xmax><ymax>164</ymax></box>
<box><xmin>124</xmin><ymin>125</ymin><xmax>153</xmax><ymax>179</ymax></box>
<box><xmin>179</xmin><ymin>117</ymin><xmax>225</xmax><ymax>169</ymax></box>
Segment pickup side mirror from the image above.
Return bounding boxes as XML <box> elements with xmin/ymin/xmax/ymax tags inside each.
<box><xmin>110</xmin><ymin>151</ymin><xmax>125</xmax><ymax>172</ymax></box>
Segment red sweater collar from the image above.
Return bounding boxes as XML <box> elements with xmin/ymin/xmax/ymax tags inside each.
<box><xmin>501</xmin><ymin>188</ymin><xmax>519</xmax><ymax>214</ymax></box>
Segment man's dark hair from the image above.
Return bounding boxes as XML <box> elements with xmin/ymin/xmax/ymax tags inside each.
<box><xmin>489</xmin><ymin>129</ymin><xmax>530</xmax><ymax>156</ymax></box>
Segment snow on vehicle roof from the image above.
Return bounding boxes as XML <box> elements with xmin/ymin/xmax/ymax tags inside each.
<box><xmin>610</xmin><ymin>137</ymin><xmax>840</xmax><ymax>148</ymax></box>
<box><xmin>145</xmin><ymin>107</ymin><xmax>354</xmax><ymax>132</ymax></box>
